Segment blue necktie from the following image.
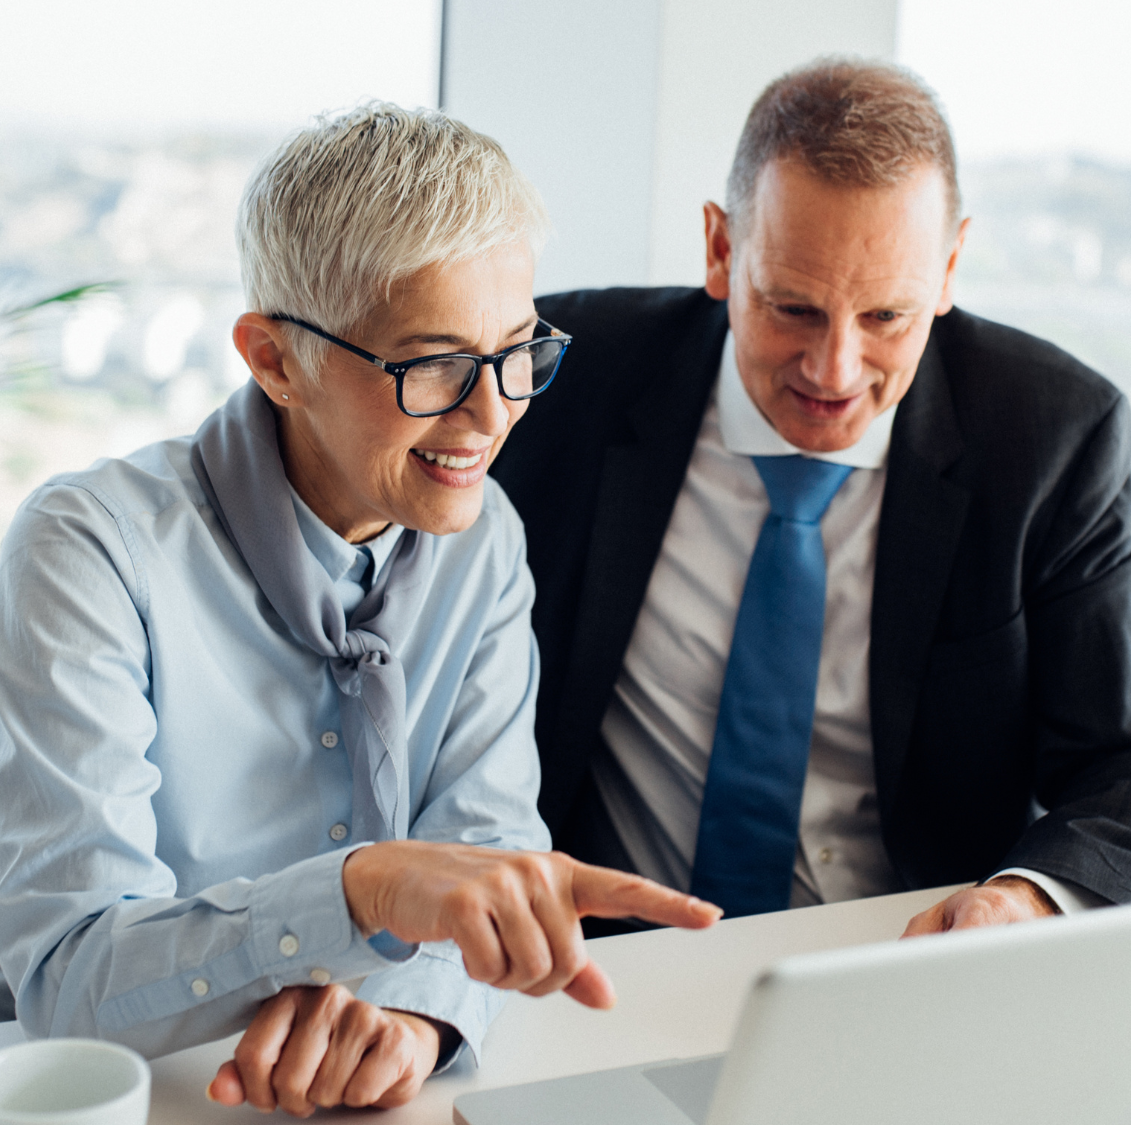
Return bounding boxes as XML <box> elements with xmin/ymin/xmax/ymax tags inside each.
<box><xmin>690</xmin><ymin>455</ymin><xmax>854</xmax><ymax>917</ymax></box>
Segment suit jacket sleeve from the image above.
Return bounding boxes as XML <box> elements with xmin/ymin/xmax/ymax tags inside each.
<box><xmin>998</xmin><ymin>391</ymin><xmax>1131</xmax><ymax>901</ymax></box>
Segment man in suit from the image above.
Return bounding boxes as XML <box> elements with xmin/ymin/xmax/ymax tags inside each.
<box><xmin>491</xmin><ymin>59</ymin><xmax>1131</xmax><ymax>934</ymax></box>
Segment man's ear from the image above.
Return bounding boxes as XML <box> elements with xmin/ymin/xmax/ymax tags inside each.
<box><xmin>935</xmin><ymin>217</ymin><xmax>971</xmax><ymax>316</ymax></box>
<box><xmin>704</xmin><ymin>202</ymin><xmax>733</xmax><ymax>300</ymax></box>
<box><xmin>232</xmin><ymin>314</ymin><xmax>304</xmax><ymax>408</ymax></box>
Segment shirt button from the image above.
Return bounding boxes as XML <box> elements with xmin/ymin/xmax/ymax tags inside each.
<box><xmin>818</xmin><ymin>847</ymin><xmax>834</xmax><ymax>864</ymax></box>
<box><xmin>329</xmin><ymin>823</ymin><xmax>349</xmax><ymax>842</ymax></box>
<box><xmin>190</xmin><ymin>978</ymin><xmax>210</xmax><ymax>997</ymax></box>
<box><xmin>279</xmin><ymin>933</ymin><xmax>300</xmax><ymax>958</ymax></box>
<box><xmin>320</xmin><ymin>731</ymin><xmax>339</xmax><ymax>749</ymax></box>
<box><xmin>309</xmin><ymin>968</ymin><xmax>331</xmax><ymax>986</ymax></box>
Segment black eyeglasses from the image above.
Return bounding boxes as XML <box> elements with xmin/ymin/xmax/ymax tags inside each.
<box><xmin>271</xmin><ymin>314</ymin><xmax>571</xmax><ymax>418</ymax></box>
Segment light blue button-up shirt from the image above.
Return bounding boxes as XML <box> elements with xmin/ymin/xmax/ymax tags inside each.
<box><xmin>0</xmin><ymin>427</ymin><xmax>549</xmax><ymax>1061</ymax></box>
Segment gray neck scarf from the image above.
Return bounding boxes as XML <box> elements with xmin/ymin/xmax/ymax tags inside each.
<box><xmin>190</xmin><ymin>381</ymin><xmax>435</xmax><ymax>842</ymax></box>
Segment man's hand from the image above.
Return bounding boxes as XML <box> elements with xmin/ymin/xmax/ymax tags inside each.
<box><xmin>901</xmin><ymin>875</ymin><xmax>1061</xmax><ymax>937</ymax></box>
<box><xmin>343</xmin><ymin>842</ymin><xmax>722</xmax><ymax>1008</ymax></box>
<box><xmin>207</xmin><ymin>985</ymin><xmax>453</xmax><ymax>1117</ymax></box>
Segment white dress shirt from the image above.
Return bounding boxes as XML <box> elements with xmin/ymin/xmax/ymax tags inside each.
<box><xmin>595</xmin><ymin>332</ymin><xmax>1100</xmax><ymax>914</ymax></box>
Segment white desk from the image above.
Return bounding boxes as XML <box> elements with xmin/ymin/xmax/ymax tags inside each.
<box><xmin>0</xmin><ymin>884</ymin><xmax>963</xmax><ymax>1123</ymax></box>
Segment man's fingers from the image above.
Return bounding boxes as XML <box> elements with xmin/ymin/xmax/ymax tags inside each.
<box><xmin>206</xmin><ymin>1059</ymin><xmax>245</xmax><ymax>1106</ymax></box>
<box><xmin>232</xmin><ymin>989</ymin><xmax>302</xmax><ymax>1111</ymax></box>
<box><xmin>572</xmin><ymin>863</ymin><xmax>723</xmax><ymax>928</ymax></box>
<box><xmin>561</xmin><ymin>958</ymin><xmax>617</xmax><ymax>1010</ymax></box>
<box><xmin>901</xmin><ymin>883</ymin><xmax>1055</xmax><ymax>941</ymax></box>
<box><xmin>901</xmin><ymin>901</ymin><xmax>948</xmax><ymax>937</ymax></box>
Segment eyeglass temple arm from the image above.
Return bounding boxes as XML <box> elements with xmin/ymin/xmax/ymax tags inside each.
<box><xmin>271</xmin><ymin>315</ymin><xmax>390</xmax><ymax>369</ymax></box>
<box><xmin>537</xmin><ymin>318</ymin><xmax>571</xmax><ymax>341</ymax></box>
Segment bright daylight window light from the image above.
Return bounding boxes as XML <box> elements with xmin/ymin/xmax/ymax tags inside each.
<box><xmin>0</xmin><ymin>0</ymin><xmax>442</xmax><ymax>534</ymax></box>
<box><xmin>897</xmin><ymin>0</ymin><xmax>1131</xmax><ymax>393</ymax></box>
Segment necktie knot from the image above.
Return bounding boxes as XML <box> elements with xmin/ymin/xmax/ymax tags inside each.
<box><xmin>753</xmin><ymin>454</ymin><xmax>854</xmax><ymax>524</ymax></box>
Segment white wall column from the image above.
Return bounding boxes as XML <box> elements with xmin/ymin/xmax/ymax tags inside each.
<box><xmin>442</xmin><ymin>0</ymin><xmax>899</xmax><ymax>294</ymax></box>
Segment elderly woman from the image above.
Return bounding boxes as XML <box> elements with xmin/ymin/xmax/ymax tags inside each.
<box><xmin>0</xmin><ymin>105</ymin><xmax>715</xmax><ymax>1116</ymax></box>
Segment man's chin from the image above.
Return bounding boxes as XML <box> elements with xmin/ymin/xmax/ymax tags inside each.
<box><xmin>763</xmin><ymin>391</ymin><xmax>876</xmax><ymax>453</ymax></box>
<box><xmin>775</xmin><ymin>414</ymin><xmax>874</xmax><ymax>454</ymax></box>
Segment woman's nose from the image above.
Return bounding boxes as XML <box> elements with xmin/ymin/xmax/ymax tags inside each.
<box><xmin>457</xmin><ymin>362</ymin><xmax>512</xmax><ymax>436</ymax></box>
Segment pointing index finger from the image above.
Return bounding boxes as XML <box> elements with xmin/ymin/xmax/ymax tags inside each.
<box><xmin>570</xmin><ymin>862</ymin><xmax>722</xmax><ymax>928</ymax></box>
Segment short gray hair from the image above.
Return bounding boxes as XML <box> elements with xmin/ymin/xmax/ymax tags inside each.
<box><xmin>726</xmin><ymin>58</ymin><xmax>961</xmax><ymax>240</ymax></box>
<box><xmin>237</xmin><ymin>102</ymin><xmax>550</xmax><ymax>380</ymax></box>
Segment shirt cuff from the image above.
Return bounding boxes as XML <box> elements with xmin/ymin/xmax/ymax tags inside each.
<box><xmin>991</xmin><ymin>867</ymin><xmax>1112</xmax><ymax>914</ymax></box>
<box><xmin>249</xmin><ymin>847</ymin><xmax>421</xmax><ymax>981</ymax></box>
<box><xmin>353</xmin><ymin>939</ymin><xmax>508</xmax><ymax>1067</ymax></box>
<box><xmin>98</xmin><ymin>848</ymin><xmax>419</xmax><ymax>1034</ymax></box>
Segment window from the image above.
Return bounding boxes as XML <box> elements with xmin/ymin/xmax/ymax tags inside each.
<box><xmin>898</xmin><ymin>0</ymin><xmax>1131</xmax><ymax>394</ymax></box>
<box><xmin>0</xmin><ymin>0</ymin><xmax>440</xmax><ymax>532</ymax></box>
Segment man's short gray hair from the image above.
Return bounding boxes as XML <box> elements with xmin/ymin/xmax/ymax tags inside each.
<box><xmin>726</xmin><ymin>58</ymin><xmax>961</xmax><ymax>240</ymax></box>
<box><xmin>237</xmin><ymin>102</ymin><xmax>550</xmax><ymax>380</ymax></box>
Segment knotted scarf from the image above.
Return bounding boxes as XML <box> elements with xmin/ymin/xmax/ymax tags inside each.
<box><xmin>190</xmin><ymin>381</ymin><xmax>435</xmax><ymax>842</ymax></box>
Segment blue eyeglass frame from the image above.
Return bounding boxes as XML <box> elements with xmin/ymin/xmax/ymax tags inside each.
<box><xmin>270</xmin><ymin>314</ymin><xmax>572</xmax><ymax>418</ymax></box>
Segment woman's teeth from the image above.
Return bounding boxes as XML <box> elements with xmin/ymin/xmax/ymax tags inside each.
<box><xmin>414</xmin><ymin>450</ymin><xmax>484</xmax><ymax>469</ymax></box>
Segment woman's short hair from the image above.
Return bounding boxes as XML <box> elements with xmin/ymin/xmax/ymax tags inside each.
<box><xmin>237</xmin><ymin>102</ymin><xmax>549</xmax><ymax>380</ymax></box>
<box><xmin>725</xmin><ymin>59</ymin><xmax>960</xmax><ymax>239</ymax></box>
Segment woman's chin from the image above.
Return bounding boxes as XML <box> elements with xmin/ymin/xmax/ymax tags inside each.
<box><xmin>401</xmin><ymin>489</ymin><xmax>486</xmax><ymax>537</ymax></box>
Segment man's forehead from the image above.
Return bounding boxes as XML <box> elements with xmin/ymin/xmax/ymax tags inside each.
<box><xmin>746</xmin><ymin>252</ymin><xmax>938</xmax><ymax>310</ymax></box>
<box><xmin>737</xmin><ymin>162</ymin><xmax>952</xmax><ymax>305</ymax></box>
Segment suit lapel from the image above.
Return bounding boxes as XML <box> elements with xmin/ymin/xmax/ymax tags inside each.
<box><xmin>545</xmin><ymin>299</ymin><xmax>730</xmax><ymax>829</ymax></box>
<box><xmin>870</xmin><ymin>332</ymin><xmax>970</xmax><ymax>828</ymax></box>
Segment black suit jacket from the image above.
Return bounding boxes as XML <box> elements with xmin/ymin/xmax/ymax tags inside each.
<box><xmin>492</xmin><ymin>286</ymin><xmax>1131</xmax><ymax>903</ymax></box>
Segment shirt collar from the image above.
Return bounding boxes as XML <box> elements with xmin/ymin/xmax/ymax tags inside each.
<box><xmin>288</xmin><ymin>481</ymin><xmax>404</xmax><ymax>586</ymax></box>
<box><xmin>716</xmin><ymin>330</ymin><xmax>893</xmax><ymax>469</ymax></box>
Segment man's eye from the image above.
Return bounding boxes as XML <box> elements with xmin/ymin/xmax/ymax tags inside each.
<box><xmin>779</xmin><ymin>305</ymin><xmax>815</xmax><ymax>317</ymax></box>
<box><xmin>873</xmin><ymin>310</ymin><xmax>897</xmax><ymax>322</ymax></box>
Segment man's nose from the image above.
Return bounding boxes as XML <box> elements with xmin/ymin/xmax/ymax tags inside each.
<box><xmin>802</xmin><ymin>320</ymin><xmax>863</xmax><ymax>394</ymax></box>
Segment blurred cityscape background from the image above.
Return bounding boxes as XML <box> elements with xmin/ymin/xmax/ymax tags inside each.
<box><xmin>0</xmin><ymin>130</ymin><xmax>269</xmax><ymax>527</ymax></box>
<box><xmin>1</xmin><ymin>0</ymin><xmax>1128</xmax><ymax>533</ymax></box>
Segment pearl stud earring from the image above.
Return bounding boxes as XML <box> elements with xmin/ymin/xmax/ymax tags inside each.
<box><xmin>281</xmin><ymin>394</ymin><xmax>290</xmax><ymax>400</ymax></box>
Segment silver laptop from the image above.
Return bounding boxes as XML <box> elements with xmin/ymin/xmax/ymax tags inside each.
<box><xmin>454</xmin><ymin>902</ymin><xmax>1131</xmax><ymax>1125</ymax></box>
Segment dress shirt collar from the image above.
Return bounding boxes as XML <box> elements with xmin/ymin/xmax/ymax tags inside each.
<box><xmin>288</xmin><ymin>481</ymin><xmax>404</xmax><ymax>587</ymax></box>
<box><xmin>717</xmin><ymin>331</ymin><xmax>893</xmax><ymax>469</ymax></box>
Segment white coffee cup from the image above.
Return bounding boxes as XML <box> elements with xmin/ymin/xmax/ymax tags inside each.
<box><xmin>0</xmin><ymin>1039</ymin><xmax>150</xmax><ymax>1125</ymax></box>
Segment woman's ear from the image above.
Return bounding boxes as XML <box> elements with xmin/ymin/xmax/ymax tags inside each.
<box><xmin>232</xmin><ymin>314</ymin><xmax>303</xmax><ymax>407</ymax></box>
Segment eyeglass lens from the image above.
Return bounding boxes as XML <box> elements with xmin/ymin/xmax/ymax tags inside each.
<box><xmin>401</xmin><ymin>339</ymin><xmax>564</xmax><ymax>414</ymax></box>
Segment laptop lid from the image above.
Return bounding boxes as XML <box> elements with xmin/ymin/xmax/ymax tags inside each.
<box><xmin>708</xmin><ymin>902</ymin><xmax>1131</xmax><ymax>1124</ymax></box>
<box><xmin>455</xmin><ymin>903</ymin><xmax>1131</xmax><ymax>1125</ymax></box>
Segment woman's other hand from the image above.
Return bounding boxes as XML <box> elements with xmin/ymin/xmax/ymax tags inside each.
<box><xmin>207</xmin><ymin>984</ymin><xmax>457</xmax><ymax>1117</ymax></box>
